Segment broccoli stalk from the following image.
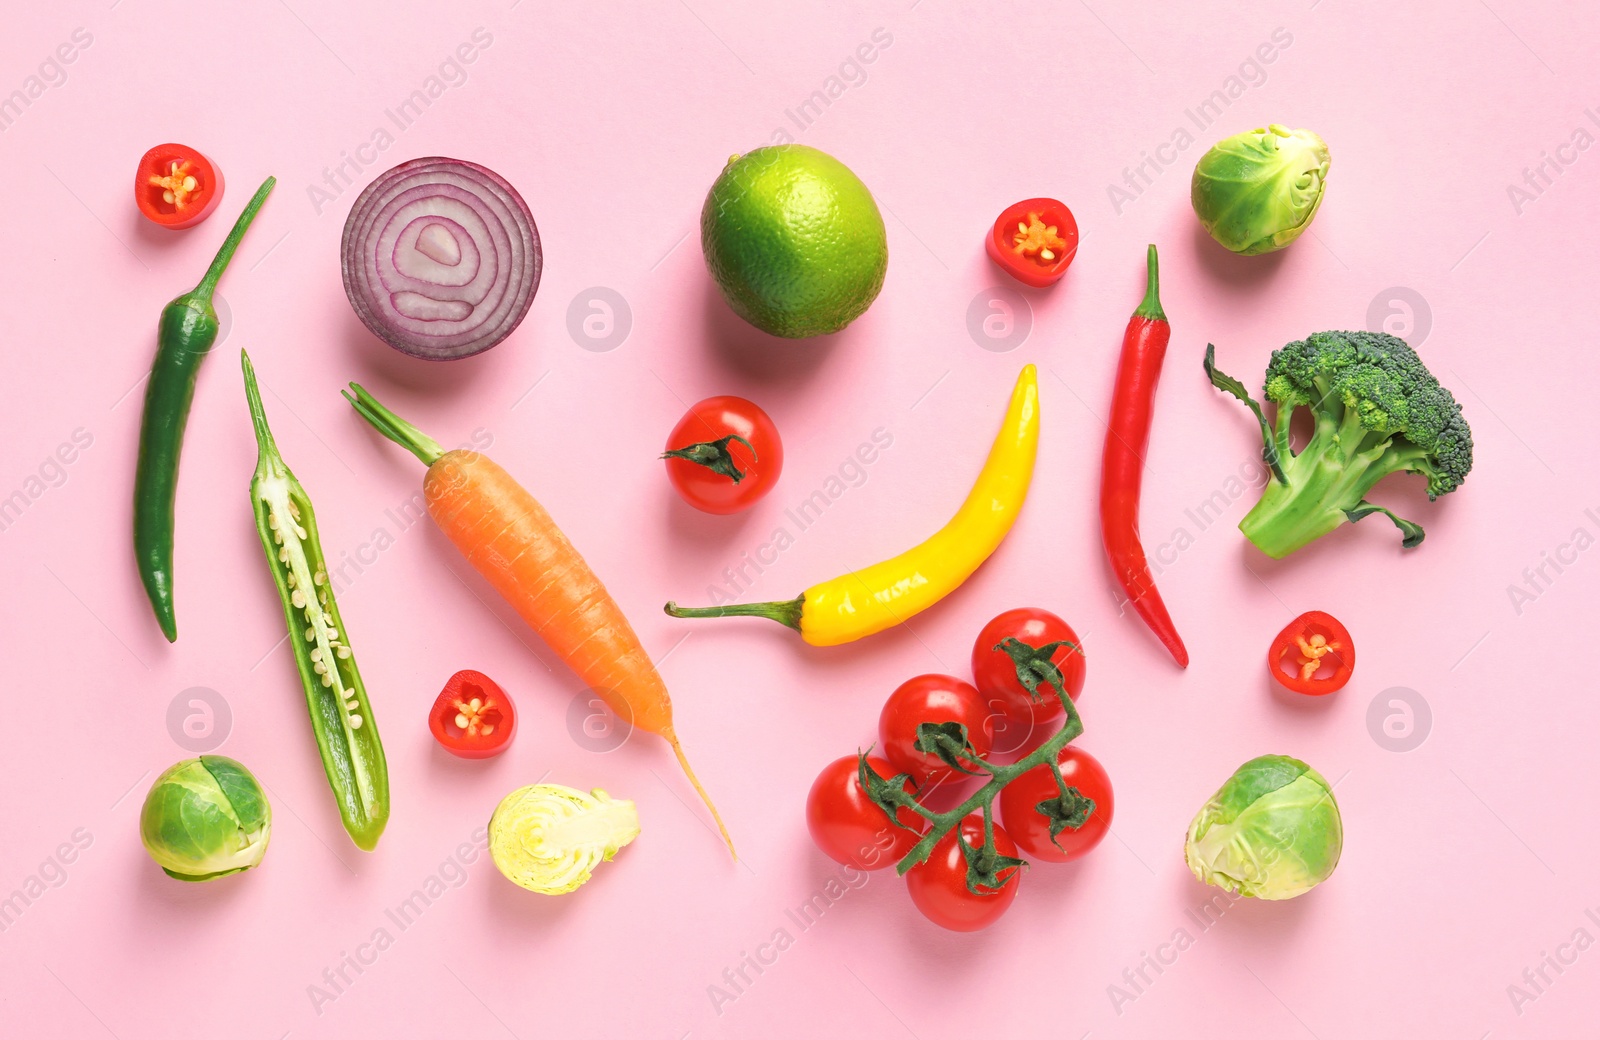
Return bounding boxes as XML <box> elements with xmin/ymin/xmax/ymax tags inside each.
<box><xmin>1204</xmin><ymin>332</ymin><xmax>1473</xmax><ymax>559</ymax></box>
<box><xmin>1238</xmin><ymin>390</ymin><xmax>1427</xmax><ymax>557</ymax></box>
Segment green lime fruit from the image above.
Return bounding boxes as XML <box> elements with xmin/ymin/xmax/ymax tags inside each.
<box><xmin>700</xmin><ymin>145</ymin><xmax>888</xmax><ymax>339</ymax></box>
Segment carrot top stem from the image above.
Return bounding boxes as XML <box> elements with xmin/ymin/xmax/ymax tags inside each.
<box><xmin>343</xmin><ymin>383</ymin><xmax>445</xmax><ymax>466</ymax></box>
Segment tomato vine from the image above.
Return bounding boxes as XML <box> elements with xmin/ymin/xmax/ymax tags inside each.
<box><xmin>857</xmin><ymin>660</ymin><xmax>1093</xmax><ymax>893</ymax></box>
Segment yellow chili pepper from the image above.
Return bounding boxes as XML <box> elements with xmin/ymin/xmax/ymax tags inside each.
<box><xmin>664</xmin><ymin>365</ymin><xmax>1038</xmax><ymax>646</ymax></box>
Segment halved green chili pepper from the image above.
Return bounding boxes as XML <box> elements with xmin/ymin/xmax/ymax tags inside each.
<box><xmin>242</xmin><ymin>351</ymin><xmax>388</xmax><ymax>851</ymax></box>
<box><xmin>133</xmin><ymin>176</ymin><xmax>276</xmax><ymax>642</ymax></box>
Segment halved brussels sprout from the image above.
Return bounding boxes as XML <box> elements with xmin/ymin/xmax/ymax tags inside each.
<box><xmin>1191</xmin><ymin>125</ymin><xmax>1330</xmax><ymax>255</ymax></box>
<box><xmin>489</xmin><ymin>784</ymin><xmax>639</xmax><ymax>895</ymax></box>
<box><xmin>1184</xmin><ymin>754</ymin><xmax>1341</xmax><ymax>900</ymax></box>
<box><xmin>139</xmin><ymin>756</ymin><xmax>272</xmax><ymax>882</ymax></box>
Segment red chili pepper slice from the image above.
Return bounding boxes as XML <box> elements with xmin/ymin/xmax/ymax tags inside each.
<box><xmin>985</xmin><ymin>198</ymin><xmax>1079</xmax><ymax>288</ymax></box>
<box><xmin>428</xmin><ymin>670</ymin><xmax>517</xmax><ymax>758</ymax></box>
<box><xmin>135</xmin><ymin>144</ymin><xmax>225</xmax><ymax>229</ymax></box>
<box><xmin>1268</xmin><ymin>611</ymin><xmax>1354</xmax><ymax>695</ymax></box>
<box><xmin>1099</xmin><ymin>244</ymin><xmax>1187</xmax><ymax>667</ymax></box>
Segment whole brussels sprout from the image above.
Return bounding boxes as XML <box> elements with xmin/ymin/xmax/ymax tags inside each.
<box><xmin>139</xmin><ymin>756</ymin><xmax>272</xmax><ymax>882</ymax></box>
<box><xmin>1191</xmin><ymin>125</ymin><xmax>1330</xmax><ymax>255</ymax></box>
<box><xmin>1184</xmin><ymin>754</ymin><xmax>1341</xmax><ymax>900</ymax></box>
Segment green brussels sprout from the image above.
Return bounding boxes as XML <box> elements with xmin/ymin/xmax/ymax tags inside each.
<box><xmin>1184</xmin><ymin>754</ymin><xmax>1341</xmax><ymax>900</ymax></box>
<box><xmin>139</xmin><ymin>756</ymin><xmax>272</xmax><ymax>882</ymax></box>
<box><xmin>1190</xmin><ymin>125</ymin><xmax>1330</xmax><ymax>255</ymax></box>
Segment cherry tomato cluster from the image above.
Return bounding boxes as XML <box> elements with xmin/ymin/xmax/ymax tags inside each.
<box><xmin>807</xmin><ymin>608</ymin><xmax>1114</xmax><ymax>932</ymax></box>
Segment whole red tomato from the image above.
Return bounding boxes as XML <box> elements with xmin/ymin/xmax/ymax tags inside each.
<box><xmin>878</xmin><ymin>674</ymin><xmax>992</xmax><ymax>785</ymax></box>
<box><xmin>662</xmin><ymin>396</ymin><xmax>783</xmax><ymax>514</ymax></box>
<box><xmin>904</xmin><ymin>815</ymin><xmax>1022</xmax><ymax>932</ymax></box>
<box><xmin>972</xmin><ymin>609</ymin><xmax>1086</xmax><ymax>745</ymax></box>
<box><xmin>998</xmin><ymin>746</ymin><xmax>1114</xmax><ymax>862</ymax></box>
<box><xmin>806</xmin><ymin>755</ymin><xmax>924</xmax><ymax>871</ymax></box>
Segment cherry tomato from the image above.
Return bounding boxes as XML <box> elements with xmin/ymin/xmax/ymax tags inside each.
<box><xmin>905</xmin><ymin>816</ymin><xmax>1021</xmax><ymax>932</ymax></box>
<box><xmin>972</xmin><ymin>609</ymin><xmax>1086</xmax><ymax>743</ymax></box>
<box><xmin>985</xmin><ymin>198</ymin><xmax>1079</xmax><ymax>288</ymax></box>
<box><xmin>662</xmin><ymin>396</ymin><xmax>783</xmax><ymax>514</ymax></box>
<box><xmin>428</xmin><ymin>670</ymin><xmax>516</xmax><ymax>759</ymax></box>
<box><xmin>878</xmin><ymin>674</ymin><xmax>992</xmax><ymax>785</ymax></box>
<box><xmin>807</xmin><ymin>755</ymin><xmax>924</xmax><ymax>871</ymax></box>
<box><xmin>998</xmin><ymin>746</ymin><xmax>1114</xmax><ymax>863</ymax></box>
<box><xmin>1268</xmin><ymin>610</ymin><xmax>1355</xmax><ymax>695</ymax></box>
<box><xmin>135</xmin><ymin>144</ymin><xmax>225</xmax><ymax>229</ymax></box>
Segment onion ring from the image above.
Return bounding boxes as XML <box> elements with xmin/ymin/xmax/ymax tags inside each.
<box><xmin>341</xmin><ymin>157</ymin><xmax>541</xmax><ymax>361</ymax></box>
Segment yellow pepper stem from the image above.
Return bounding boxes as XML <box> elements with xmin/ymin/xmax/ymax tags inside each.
<box><xmin>663</xmin><ymin>596</ymin><xmax>803</xmax><ymax>631</ymax></box>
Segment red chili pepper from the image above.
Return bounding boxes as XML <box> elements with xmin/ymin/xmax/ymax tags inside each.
<box><xmin>134</xmin><ymin>144</ymin><xmax>225</xmax><ymax>229</ymax></box>
<box><xmin>985</xmin><ymin>198</ymin><xmax>1079</xmax><ymax>288</ymax></box>
<box><xmin>1100</xmin><ymin>244</ymin><xmax>1187</xmax><ymax>668</ymax></box>
<box><xmin>1268</xmin><ymin>611</ymin><xmax>1354</xmax><ymax>695</ymax></box>
<box><xmin>428</xmin><ymin>669</ymin><xmax>517</xmax><ymax>758</ymax></box>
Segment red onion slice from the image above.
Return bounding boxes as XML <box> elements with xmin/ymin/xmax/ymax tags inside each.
<box><xmin>341</xmin><ymin>157</ymin><xmax>541</xmax><ymax>361</ymax></box>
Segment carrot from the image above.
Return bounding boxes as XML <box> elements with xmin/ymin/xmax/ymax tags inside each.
<box><xmin>344</xmin><ymin>383</ymin><xmax>734</xmax><ymax>858</ymax></box>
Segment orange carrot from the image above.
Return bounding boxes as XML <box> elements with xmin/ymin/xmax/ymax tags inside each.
<box><xmin>344</xmin><ymin>383</ymin><xmax>734</xmax><ymax>857</ymax></box>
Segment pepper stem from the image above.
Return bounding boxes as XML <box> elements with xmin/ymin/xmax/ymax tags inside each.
<box><xmin>1132</xmin><ymin>243</ymin><xmax>1166</xmax><ymax>322</ymax></box>
<box><xmin>194</xmin><ymin>176</ymin><xmax>276</xmax><ymax>300</ymax></box>
<box><xmin>240</xmin><ymin>351</ymin><xmax>283</xmax><ymax>474</ymax></box>
<box><xmin>663</xmin><ymin>596</ymin><xmax>803</xmax><ymax>632</ymax></box>
<box><xmin>343</xmin><ymin>383</ymin><xmax>446</xmax><ymax>466</ymax></box>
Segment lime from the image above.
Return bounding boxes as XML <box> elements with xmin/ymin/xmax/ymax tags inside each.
<box><xmin>700</xmin><ymin>145</ymin><xmax>888</xmax><ymax>339</ymax></box>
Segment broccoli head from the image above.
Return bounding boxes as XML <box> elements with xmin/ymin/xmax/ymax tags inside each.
<box><xmin>1205</xmin><ymin>330</ymin><xmax>1473</xmax><ymax>558</ymax></box>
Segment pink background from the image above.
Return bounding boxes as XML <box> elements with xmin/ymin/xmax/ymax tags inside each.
<box><xmin>3</xmin><ymin>1</ymin><xmax>1597</xmax><ymax>1036</ymax></box>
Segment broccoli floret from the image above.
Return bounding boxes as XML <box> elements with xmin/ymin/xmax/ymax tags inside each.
<box><xmin>1205</xmin><ymin>331</ymin><xmax>1474</xmax><ymax>558</ymax></box>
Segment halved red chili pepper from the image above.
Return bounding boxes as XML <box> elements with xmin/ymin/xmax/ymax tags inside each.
<box><xmin>1268</xmin><ymin>611</ymin><xmax>1354</xmax><ymax>695</ymax></box>
<box><xmin>135</xmin><ymin>144</ymin><xmax>225</xmax><ymax>229</ymax></box>
<box><xmin>985</xmin><ymin>198</ymin><xmax>1079</xmax><ymax>288</ymax></box>
<box><xmin>428</xmin><ymin>670</ymin><xmax>517</xmax><ymax>758</ymax></box>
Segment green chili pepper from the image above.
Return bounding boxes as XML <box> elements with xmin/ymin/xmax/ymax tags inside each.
<box><xmin>133</xmin><ymin>176</ymin><xmax>276</xmax><ymax>642</ymax></box>
<box><xmin>242</xmin><ymin>350</ymin><xmax>388</xmax><ymax>851</ymax></box>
